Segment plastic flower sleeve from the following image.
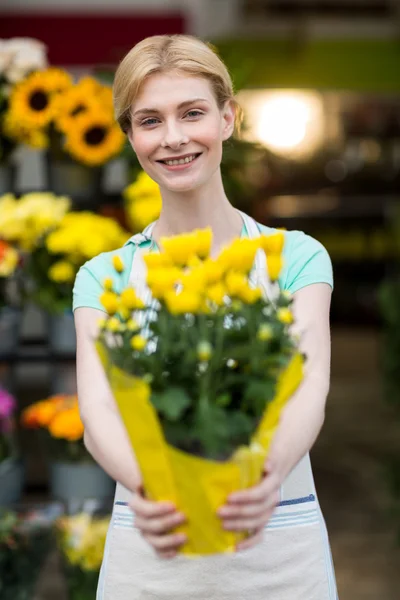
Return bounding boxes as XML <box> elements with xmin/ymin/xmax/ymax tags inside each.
<box><xmin>97</xmin><ymin>342</ymin><xmax>304</xmax><ymax>556</ymax></box>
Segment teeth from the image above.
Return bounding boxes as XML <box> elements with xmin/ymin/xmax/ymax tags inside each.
<box><xmin>164</xmin><ymin>154</ymin><xmax>197</xmax><ymax>166</ymax></box>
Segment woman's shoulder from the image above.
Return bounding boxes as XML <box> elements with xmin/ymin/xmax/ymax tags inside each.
<box><xmin>257</xmin><ymin>223</ymin><xmax>333</xmax><ymax>294</ymax></box>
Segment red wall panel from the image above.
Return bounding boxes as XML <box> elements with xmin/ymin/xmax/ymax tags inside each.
<box><xmin>0</xmin><ymin>13</ymin><xmax>186</xmax><ymax>66</ymax></box>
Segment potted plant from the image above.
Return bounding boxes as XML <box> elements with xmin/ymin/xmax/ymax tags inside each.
<box><xmin>56</xmin><ymin>510</ymin><xmax>109</xmax><ymax>600</ymax></box>
<box><xmin>21</xmin><ymin>394</ymin><xmax>115</xmax><ymax>504</ymax></box>
<box><xmin>6</xmin><ymin>68</ymin><xmax>124</xmax><ymax>206</ymax></box>
<box><xmin>0</xmin><ymin>238</ymin><xmax>21</xmax><ymax>358</ymax></box>
<box><xmin>0</xmin><ymin>506</ymin><xmax>56</xmax><ymax>600</ymax></box>
<box><xmin>0</xmin><ymin>37</ymin><xmax>48</xmax><ymax>194</ymax></box>
<box><xmin>0</xmin><ymin>387</ymin><xmax>24</xmax><ymax>506</ymax></box>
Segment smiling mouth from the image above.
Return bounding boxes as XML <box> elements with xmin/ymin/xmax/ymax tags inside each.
<box><xmin>157</xmin><ymin>153</ymin><xmax>202</xmax><ymax>166</ymax></box>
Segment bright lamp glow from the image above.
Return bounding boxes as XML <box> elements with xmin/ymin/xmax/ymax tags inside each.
<box><xmin>238</xmin><ymin>90</ymin><xmax>325</xmax><ymax>159</ymax></box>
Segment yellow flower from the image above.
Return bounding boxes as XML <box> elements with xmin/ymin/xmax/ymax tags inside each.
<box><xmin>143</xmin><ymin>252</ymin><xmax>172</xmax><ymax>269</ymax></box>
<box><xmin>164</xmin><ymin>290</ymin><xmax>201</xmax><ymax>315</ymax></box>
<box><xmin>225</xmin><ymin>272</ymin><xmax>248</xmax><ymax>297</ymax></box>
<box><xmin>202</xmin><ymin>259</ymin><xmax>225</xmax><ymax>284</ymax></box>
<box><xmin>126</xmin><ymin>318</ymin><xmax>139</xmax><ymax>331</ymax></box>
<box><xmin>160</xmin><ymin>232</ymin><xmax>198</xmax><ymax>266</ymax></box>
<box><xmin>277</xmin><ymin>308</ymin><xmax>294</xmax><ymax>325</ymax></box>
<box><xmin>260</xmin><ymin>232</ymin><xmax>285</xmax><ymax>255</ymax></box>
<box><xmin>197</xmin><ymin>341</ymin><xmax>212</xmax><ymax>362</ymax></box>
<box><xmin>100</xmin><ymin>291</ymin><xmax>119</xmax><ymax>315</ymax></box>
<box><xmin>181</xmin><ymin>269</ymin><xmax>206</xmax><ymax>293</ymax></box>
<box><xmin>193</xmin><ymin>228</ymin><xmax>212</xmax><ymax>259</ymax></box>
<box><xmin>124</xmin><ymin>174</ymin><xmax>163</xmax><ymax>231</ymax></box>
<box><xmin>257</xmin><ymin>324</ymin><xmax>273</xmax><ymax>341</ymax></box>
<box><xmin>218</xmin><ymin>239</ymin><xmax>259</xmax><ymax>273</ymax></box>
<box><xmin>266</xmin><ymin>254</ymin><xmax>284</xmax><ymax>282</ymax></box>
<box><xmin>0</xmin><ymin>241</ymin><xmax>19</xmax><ymax>277</ymax></box>
<box><xmin>207</xmin><ymin>282</ymin><xmax>226</xmax><ymax>306</ymax></box>
<box><xmin>53</xmin><ymin>80</ymin><xmax>103</xmax><ymax>133</ymax></box>
<box><xmin>97</xmin><ymin>317</ymin><xmax>107</xmax><ymax>330</ymax></box>
<box><xmin>48</xmin><ymin>260</ymin><xmax>75</xmax><ymax>283</ymax></box>
<box><xmin>120</xmin><ymin>288</ymin><xmax>141</xmax><ymax>311</ymax></box>
<box><xmin>49</xmin><ymin>406</ymin><xmax>84</xmax><ymax>441</ymax></box>
<box><xmin>103</xmin><ymin>277</ymin><xmax>113</xmax><ymax>290</ymax></box>
<box><xmin>118</xmin><ymin>306</ymin><xmax>131</xmax><ymax>321</ymax></box>
<box><xmin>112</xmin><ymin>255</ymin><xmax>124</xmax><ymax>273</ymax></box>
<box><xmin>146</xmin><ymin>267</ymin><xmax>181</xmax><ymax>298</ymax></box>
<box><xmin>237</xmin><ymin>285</ymin><xmax>262</xmax><ymax>304</ymax></box>
<box><xmin>106</xmin><ymin>316</ymin><xmax>123</xmax><ymax>332</ymax></box>
<box><xmin>8</xmin><ymin>67</ymin><xmax>72</xmax><ymax>130</ymax></box>
<box><xmin>131</xmin><ymin>335</ymin><xmax>146</xmax><ymax>351</ymax></box>
<box><xmin>64</xmin><ymin>111</ymin><xmax>124</xmax><ymax>166</ymax></box>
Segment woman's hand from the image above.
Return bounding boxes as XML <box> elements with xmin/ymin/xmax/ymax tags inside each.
<box><xmin>130</xmin><ymin>489</ymin><xmax>187</xmax><ymax>559</ymax></box>
<box><xmin>217</xmin><ymin>461</ymin><xmax>282</xmax><ymax>552</ymax></box>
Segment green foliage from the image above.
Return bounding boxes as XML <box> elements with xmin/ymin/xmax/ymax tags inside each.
<box><xmin>100</xmin><ymin>291</ymin><xmax>295</xmax><ymax>460</ymax></box>
<box><xmin>0</xmin><ymin>510</ymin><xmax>53</xmax><ymax>600</ymax></box>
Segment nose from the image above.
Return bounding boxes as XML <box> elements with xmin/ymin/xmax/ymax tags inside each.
<box><xmin>161</xmin><ymin>119</ymin><xmax>189</xmax><ymax>150</ymax></box>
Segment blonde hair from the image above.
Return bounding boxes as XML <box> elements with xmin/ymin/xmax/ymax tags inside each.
<box><xmin>113</xmin><ymin>34</ymin><xmax>243</xmax><ymax>135</ymax></box>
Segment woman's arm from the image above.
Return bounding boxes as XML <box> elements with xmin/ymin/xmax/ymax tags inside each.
<box><xmin>75</xmin><ymin>306</ymin><xmax>143</xmax><ymax>492</ymax></box>
<box><xmin>219</xmin><ymin>282</ymin><xmax>332</xmax><ymax>549</ymax></box>
<box><xmin>75</xmin><ymin>306</ymin><xmax>187</xmax><ymax>557</ymax></box>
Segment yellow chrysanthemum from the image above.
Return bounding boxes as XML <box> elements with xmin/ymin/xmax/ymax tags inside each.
<box><xmin>206</xmin><ymin>282</ymin><xmax>226</xmax><ymax>306</ymax></box>
<box><xmin>64</xmin><ymin>111</ymin><xmax>124</xmax><ymax>166</ymax></box>
<box><xmin>120</xmin><ymin>288</ymin><xmax>141</xmax><ymax>311</ymax></box>
<box><xmin>9</xmin><ymin>67</ymin><xmax>72</xmax><ymax>129</ymax></box>
<box><xmin>218</xmin><ymin>238</ymin><xmax>259</xmax><ymax>273</ymax></box>
<box><xmin>131</xmin><ymin>335</ymin><xmax>147</xmax><ymax>351</ymax></box>
<box><xmin>237</xmin><ymin>285</ymin><xmax>262</xmax><ymax>304</ymax></box>
<box><xmin>125</xmin><ymin>195</ymin><xmax>163</xmax><ymax>232</ymax></box>
<box><xmin>105</xmin><ymin>316</ymin><xmax>123</xmax><ymax>332</ymax></box>
<box><xmin>225</xmin><ymin>272</ymin><xmax>248</xmax><ymax>297</ymax></box>
<box><xmin>164</xmin><ymin>289</ymin><xmax>202</xmax><ymax>315</ymax></box>
<box><xmin>277</xmin><ymin>308</ymin><xmax>294</xmax><ymax>325</ymax></box>
<box><xmin>146</xmin><ymin>267</ymin><xmax>181</xmax><ymax>299</ymax></box>
<box><xmin>100</xmin><ymin>291</ymin><xmax>119</xmax><ymax>315</ymax></box>
<box><xmin>112</xmin><ymin>255</ymin><xmax>124</xmax><ymax>273</ymax></box>
<box><xmin>266</xmin><ymin>254</ymin><xmax>284</xmax><ymax>282</ymax></box>
<box><xmin>143</xmin><ymin>252</ymin><xmax>173</xmax><ymax>269</ymax></box>
<box><xmin>0</xmin><ymin>241</ymin><xmax>19</xmax><ymax>277</ymax></box>
<box><xmin>48</xmin><ymin>260</ymin><xmax>75</xmax><ymax>283</ymax></box>
<box><xmin>260</xmin><ymin>232</ymin><xmax>285</xmax><ymax>255</ymax></box>
<box><xmin>103</xmin><ymin>277</ymin><xmax>113</xmax><ymax>290</ymax></box>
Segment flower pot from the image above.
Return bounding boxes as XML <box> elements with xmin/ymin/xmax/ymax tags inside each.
<box><xmin>46</xmin><ymin>158</ymin><xmax>103</xmax><ymax>208</ymax></box>
<box><xmin>48</xmin><ymin>311</ymin><xmax>76</xmax><ymax>355</ymax></box>
<box><xmin>0</xmin><ymin>162</ymin><xmax>17</xmax><ymax>195</ymax></box>
<box><xmin>0</xmin><ymin>307</ymin><xmax>21</xmax><ymax>358</ymax></box>
<box><xmin>50</xmin><ymin>462</ymin><xmax>115</xmax><ymax>504</ymax></box>
<box><xmin>0</xmin><ymin>458</ymin><xmax>25</xmax><ymax>506</ymax></box>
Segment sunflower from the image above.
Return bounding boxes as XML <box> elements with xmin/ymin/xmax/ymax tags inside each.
<box><xmin>53</xmin><ymin>85</ymin><xmax>101</xmax><ymax>133</ymax></box>
<box><xmin>3</xmin><ymin>111</ymin><xmax>49</xmax><ymax>149</ymax></box>
<box><xmin>64</xmin><ymin>111</ymin><xmax>124</xmax><ymax>166</ymax></box>
<box><xmin>8</xmin><ymin>67</ymin><xmax>72</xmax><ymax>129</ymax></box>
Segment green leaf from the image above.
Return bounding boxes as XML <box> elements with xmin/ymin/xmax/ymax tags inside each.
<box><xmin>151</xmin><ymin>387</ymin><xmax>191</xmax><ymax>421</ymax></box>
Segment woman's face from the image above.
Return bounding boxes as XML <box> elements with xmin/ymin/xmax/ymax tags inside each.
<box><xmin>128</xmin><ymin>73</ymin><xmax>235</xmax><ymax>193</ymax></box>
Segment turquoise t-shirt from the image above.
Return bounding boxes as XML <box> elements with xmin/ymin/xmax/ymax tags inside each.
<box><xmin>72</xmin><ymin>221</ymin><xmax>333</xmax><ymax>313</ymax></box>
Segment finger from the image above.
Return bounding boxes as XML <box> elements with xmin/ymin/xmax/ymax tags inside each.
<box><xmin>135</xmin><ymin>511</ymin><xmax>186</xmax><ymax>535</ymax></box>
<box><xmin>143</xmin><ymin>531</ymin><xmax>187</xmax><ymax>552</ymax></box>
<box><xmin>156</xmin><ymin>549</ymin><xmax>178</xmax><ymax>560</ymax></box>
<box><xmin>227</xmin><ymin>475</ymin><xmax>280</xmax><ymax>505</ymax></box>
<box><xmin>130</xmin><ymin>494</ymin><xmax>176</xmax><ymax>519</ymax></box>
<box><xmin>222</xmin><ymin>508</ymin><xmax>274</xmax><ymax>532</ymax></box>
<box><xmin>236</xmin><ymin>527</ymin><xmax>264</xmax><ymax>551</ymax></box>
<box><xmin>219</xmin><ymin>488</ymin><xmax>279</xmax><ymax>518</ymax></box>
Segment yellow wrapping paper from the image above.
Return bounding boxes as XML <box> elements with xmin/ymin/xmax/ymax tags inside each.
<box><xmin>97</xmin><ymin>344</ymin><xmax>303</xmax><ymax>556</ymax></box>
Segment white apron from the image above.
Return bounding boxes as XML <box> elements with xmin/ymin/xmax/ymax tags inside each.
<box><xmin>97</xmin><ymin>212</ymin><xmax>339</xmax><ymax>600</ymax></box>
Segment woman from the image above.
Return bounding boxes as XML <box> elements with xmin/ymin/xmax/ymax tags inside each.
<box><xmin>73</xmin><ymin>34</ymin><xmax>338</xmax><ymax>599</ymax></box>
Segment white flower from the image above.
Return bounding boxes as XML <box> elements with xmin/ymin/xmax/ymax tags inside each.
<box><xmin>0</xmin><ymin>37</ymin><xmax>48</xmax><ymax>83</ymax></box>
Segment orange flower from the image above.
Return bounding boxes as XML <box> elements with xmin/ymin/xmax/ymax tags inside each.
<box><xmin>21</xmin><ymin>395</ymin><xmax>75</xmax><ymax>429</ymax></box>
<box><xmin>48</xmin><ymin>404</ymin><xmax>84</xmax><ymax>441</ymax></box>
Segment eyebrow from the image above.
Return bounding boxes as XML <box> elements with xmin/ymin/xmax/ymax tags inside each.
<box><xmin>132</xmin><ymin>98</ymin><xmax>210</xmax><ymax>119</ymax></box>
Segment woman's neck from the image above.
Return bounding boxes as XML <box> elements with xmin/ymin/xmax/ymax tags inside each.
<box><xmin>152</xmin><ymin>174</ymin><xmax>243</xmax><ymax>256</ymax></box>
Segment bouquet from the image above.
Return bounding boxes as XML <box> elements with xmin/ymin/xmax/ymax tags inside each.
<box><xmin>5</xmin><ymin>68</ymin><xmax>124</xmax><ymax>166</ymax></box>
<box><xmin>21</xmin><ymin>394</ymin><xmax>87</xmax><ymax>462</ymax></box>
<box><xmin>0</xmin><ymin>240</ymin><xmax>19</xmax><ymax>308</ymax></box>
<box><xmin>96</xmin><ymin>228</ymin><xmax>304</xmax><ymax>555</ymax></box>
<box><xmin>56</xmin><ymin>510</ymin><xmax>109</xmax><ymax>600</ymax></box>
<box><xmin>0</xmin><ymin>37</ymin><xmax>48</xmax><ymax>163</ymax></box>
<box><xmin>0</xmin><ymin>387</ymin><xmax>17</xmax><ymax>463</ymax></box>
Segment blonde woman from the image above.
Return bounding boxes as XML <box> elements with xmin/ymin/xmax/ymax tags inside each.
<box><xmin>73</xmin><ymin>35</ymin><xmax>338</xmax><ymax>600</ymax></box>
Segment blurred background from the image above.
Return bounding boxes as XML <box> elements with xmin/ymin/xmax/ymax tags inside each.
<box><xmin>0</xmin><ymin>1</ymin><xmax>400</xmax><ymax>599</ymax></box>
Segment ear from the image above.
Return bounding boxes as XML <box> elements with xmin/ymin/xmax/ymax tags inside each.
<box><xmin>221</xmin><ymin>100</ymin><xmax>236</xmax><ymax>141</ymax></box>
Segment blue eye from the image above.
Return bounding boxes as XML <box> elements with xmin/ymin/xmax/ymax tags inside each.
<box><xmin>141</xmin><ymin>118</ymin><xmax>159</xmax><ymax>126</ymax></box>
<box><xmin>186</xmin><ymin>110</ymin><xmax>203</xmax><ymax>118</ymax></box>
